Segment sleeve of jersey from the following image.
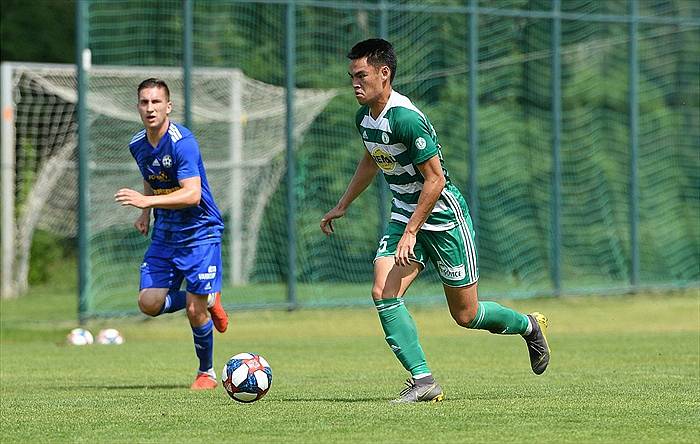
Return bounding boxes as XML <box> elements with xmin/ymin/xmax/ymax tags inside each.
<box><xmin>396</xmin><ymin>110</ymin><xmax>438</xmax><ymax>165</ymax></box>
<box><xmin>354</xmin><ymin>107</ymin><xmax>365</xmax><ymax>134</ymax></box>
<box><xmin>174</xmin><ymin>136</ymin><xmax>201</xmax><ymax>181</ymax></box>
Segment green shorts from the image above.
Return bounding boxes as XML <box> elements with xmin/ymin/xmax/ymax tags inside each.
<box><xmin>374</xmin><ymin>220</ymin><xmax>479</xmax><ymax>287</ymax></box>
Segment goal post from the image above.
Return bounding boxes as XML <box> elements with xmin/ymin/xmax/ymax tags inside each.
<box><xmin>1</xmin><ymin>63</ymin><xmax>16</xmax><ymax>298</ymax></box>
<box><xmin>229</xmin><ymin>69</ymin><xmax>244</xmax><ymax>285</ymax></box>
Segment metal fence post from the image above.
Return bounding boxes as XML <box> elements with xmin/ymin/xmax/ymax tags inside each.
<box><xmin>468</xmin><ymin>0</ymin><xmax>479</xmax><ymax>244</ymax></box>
<box><xmin>629</xmin><ymin>0</ymin><xmax>640</xmax><ymax>289</ymax></box>
<box><xmin>285</xmin><ymin>0</ymin><xmax>298</xmax><ymax>309</ymax></box>
<box><xmin>551</xmin><ymin>0</ymin><xmax>563</xmax><ymax>296</ymax></box>
<box><xmin>76</xmin><ymin>0</ymin><xmax>90</xmax><ymax>322</ymax></box>
<box><xmin>183</xmin><ymin>0</ymin><xmax>193</xmax><ymax>129</ymax></box>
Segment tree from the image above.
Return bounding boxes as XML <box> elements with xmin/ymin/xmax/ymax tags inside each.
<box><xmin>1</xmin><ymin>0</ymin><xmax>75</xmax><ymax>63</ymax></box>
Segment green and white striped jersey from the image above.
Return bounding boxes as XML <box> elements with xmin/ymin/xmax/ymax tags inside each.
<box><xmin>355</xmin><ymin>90</ymin><xmax>469</xmax><ymax>232</ymax></box>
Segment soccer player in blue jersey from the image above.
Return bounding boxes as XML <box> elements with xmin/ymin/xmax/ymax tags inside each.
<box><xmin>114</xmin><ymin>78</ymin><xmax>229</xmax><ymax>390</ymax></box>
<box><xmin>321</xmin><ymin>39</ymin><xmax>550</xmax><ymax>402</ymax></box>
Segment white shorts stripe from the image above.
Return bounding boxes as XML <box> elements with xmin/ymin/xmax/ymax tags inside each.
<box><xmin>441</xmin><ymin>189</ymin><xmax>477</xmax><ymax>281</ymax></box>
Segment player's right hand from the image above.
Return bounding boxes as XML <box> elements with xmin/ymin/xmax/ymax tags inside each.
<box><xmin>134</xmin><ymin>212</ymin><xmax>150</xmax><ymax>236</ymax></box>
<box><xmin>320</xmin><ymin>206</ymin><xmax>346</xmax><ymax>235</ymax></box>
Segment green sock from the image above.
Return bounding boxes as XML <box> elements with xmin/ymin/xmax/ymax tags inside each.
<box><xmin>467</xmin><ymin>301</ymin><xmax>529</xmax><ymax>335</ymax></box>
<box><xmin>375</xmin><ymin>298</ymin><xmax>431</xmax><ymax>377</ymax></box>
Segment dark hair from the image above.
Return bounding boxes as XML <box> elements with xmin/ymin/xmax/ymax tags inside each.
<box><xmin>347</xmin><ymin>38</ymin><xmax>397</xmax><ymax>83</ymax></box>
<box><xmin>137</xmin><ymin>78</ymin><xmax>170</xmax><ymax>100</ymax></box>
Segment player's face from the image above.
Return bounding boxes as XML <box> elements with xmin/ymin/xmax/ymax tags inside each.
<box><xmin>348</xmin><ymin>57</ymin><xmax>390</xmax><ymax>106</ymax></box>
<box><xmin>137</xmin><ymin>86</ymin><xmax>172</xmax><ymax>131</ymax></box>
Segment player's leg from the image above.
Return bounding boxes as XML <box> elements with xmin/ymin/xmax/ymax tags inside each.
<box><xmin>207</xmin><ymin>291</ymin><xmax>228</xmax><ymax>333</ymax></box>
<box><xmin>185</xmin><ymin>291</ymin><xmax>217</xmax><ymax>389</ymax></box>
<box><xmin>139</xmin><ymin>286</ymin><xmax>187</xmax><ymax>316</ymax></box>
<box><xmin>199</xmin><ymin>243</ymin><xmax>228</xmax><ymax>332</ymax></box>
<box><xmin>443</xmin><ymin>283</ymin><xmax>549</xmax><ymax>374</ymax></box>
<box><xmin>137</xmin><ymin>246</ymin><xmax>186</xmax><ymax>316</ymax></box>
<box><xmin>424</xmin><ymin>220</ymin><xmax>550</xmax><ymax>374</ymax></box>
<box><xmin>178</xmin><ymin>243</ymin><xmax>224</xmax><ymax>390</ymax></box>
<box><xmin>443</xmin><ymin>283</ymin><xmax>529</xmax><ymax>334</ymax></box>
<box><xmin>373</xmin><ymin>223</ymin><xmax>444</xmax><ymax>403</ymax></box>
<box><xmin>373</xmin><ymin>256</ymin><xmax>425</xmax><ymax>377</ymax></box>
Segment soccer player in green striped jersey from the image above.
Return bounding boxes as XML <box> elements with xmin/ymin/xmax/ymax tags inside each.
<box><xmin>320</xmin><ymin>39</ymin><xmax>551</xmax><ymax>403</ymax></box>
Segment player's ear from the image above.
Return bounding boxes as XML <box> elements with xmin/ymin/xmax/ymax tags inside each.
<box><xmin>381</xmin><ymin>65</ymin><xmax>391</xmax><ymax>82</ymax></box>
<box><xmin>166</xmin><ymin>101</ymin><xmax>172</xmax><ymax>115</ymax></box>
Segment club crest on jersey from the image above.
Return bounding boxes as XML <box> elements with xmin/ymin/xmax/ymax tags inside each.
<box><xmin>415</xmin><ymin>137</ymin><xmax>427</xmax><ymax>150</ymax></box>
<box><xmin>162</xmin><ymin>155</ymin><xmax>173</xmax><ymax>168</ymax></box>
<box><xmin>371</xmin><ymin>147</ymin><xmax>396</xmax><ymax>172</ymax></box>
<box><xmin>437</xmin><ymin>261</ymin><xmax>466</xmax><ymax>280</ymax></box>
<box><xmin>362</xmin><ymin>130</ymin><xmax>368</xmax><ymax>140</ymax></box>
<box><xmin>381</xmin><ymin>132</ymin><xmax>389</xmax><ymax>144</ymax></box>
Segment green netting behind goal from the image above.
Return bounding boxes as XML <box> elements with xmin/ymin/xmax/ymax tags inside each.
<box><xmin>6</xmin><ymin>1</ymin><xmax>697</xmax><ymax>316</ymax></box>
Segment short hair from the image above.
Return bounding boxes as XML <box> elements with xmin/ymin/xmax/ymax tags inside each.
<box><xmin>347</xmin><ymin>38</ymin><xmax>397</xmax><ymax>83</ymax></box>
<box><xmin>137</xmin><ymin>78</ymin><xmax>170</xmax><ymax>101</ymax></box>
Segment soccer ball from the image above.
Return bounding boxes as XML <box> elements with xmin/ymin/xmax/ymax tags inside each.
<box><xmin>66</xmin><ymin>328</ymin><xmax>94</xmax><ymax>346</ymax></box>
<box><xmin>96</xmin><ymin>328</ymin><xmax>124</xmax><ymax>345</ymax></box>
<box><xmin>222</xmin><ymin>353</ymin><xmax>272</xmax><ymax>403</ymax></box>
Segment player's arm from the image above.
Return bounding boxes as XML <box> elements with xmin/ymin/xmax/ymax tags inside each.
<box><xmin>320</xmin><ymin>150</ymin><xmax>378</xmax><ymax>235</ymax></box>
<box><xmin>115</xmin><ymin>176</ymin><xmax>201</xmax><ymax>210</ymax></box>
<box><xmin>395</xmin><ymin>155</ymin><xmax>446</xmax><ymax>266</ymax></box>
<box><xmin>393</xmin><ymin>109</ymin><xmax>444</xmax><ymax>266</ymax></box>
<box><xmin>133</xmin><ymin>181</ymin><xmax>153</xmax><ymax>236</ymax></box>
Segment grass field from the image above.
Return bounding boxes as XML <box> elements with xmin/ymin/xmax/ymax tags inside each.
<box><xmin>1</xmin><ymin>288</ymin><xmax>698</xmax><ymax>443</ymax></box>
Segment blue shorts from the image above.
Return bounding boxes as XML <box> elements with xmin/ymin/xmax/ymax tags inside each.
<box><xmin>139</xmin><ymin>242</ymin><xmax>222</xmax><ymax>295</ymax></box>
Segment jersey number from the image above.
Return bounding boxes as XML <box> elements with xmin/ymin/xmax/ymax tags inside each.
<box><xmin>377</xmin><ymin>235</ymin><xmax>390</xmax><ymax>253</ymax></box>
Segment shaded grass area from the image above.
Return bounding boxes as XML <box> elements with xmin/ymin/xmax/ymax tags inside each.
<box><xmin>1</xmin><ymin>289</ymin><xmax>699</xmax><ymax>443</ymax></box>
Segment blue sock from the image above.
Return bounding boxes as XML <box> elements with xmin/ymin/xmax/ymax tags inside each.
<box><xmin>158</xmin><ymin>290</ymin><xmax>186</xmax><ymax>315</ymax></box>
<box><xmin>191</xmin><ymin>319</ymin><xmax>214</xmax><ymax>373</ymax></box>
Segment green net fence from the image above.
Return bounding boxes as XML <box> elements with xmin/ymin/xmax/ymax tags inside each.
<box><xmin>5</xmin><ymin>0</ymin><xmax>698</xmax><ymax>316</ymax></box>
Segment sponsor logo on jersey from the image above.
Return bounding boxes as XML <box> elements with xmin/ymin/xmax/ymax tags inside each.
<box><xmin>415</xmin><ymin>137</ymin><xmax>427</xmax><ymax>150</ymax></box>
<box><xmin>148</xmin><ymin>172</ymin><xmax>169</xmax><ymax>182</ymax></box>
<box><xmin>162</xmin><ymin>155</ymin><xmax>173</xmax><ymax>168</ymax></box>
<box><xmin>152</xmin><ymin>158</ymin><xmax>160</xmax><ymax>166</ymax></box>
<box><xmin>381</xmin><ymin>132</ymin><xmax>389</xmax><ymax>144</ymax></box>
<box><xmin>208</xmin><ymin>265</ymin><xmax>217</xmax><ymax>273</ymax></box>
<box><xmin>204</xmin><ymin>282</ymin><xmax>212</xmax><ymax>291</ymax></box>
<box><xmin>371</xmin><ymin>147</ymin><xmax>397</xmax><ymax>172</ymax></box>
<box><xmin>153</xmin><ymin>186</ymin><xmax>181</xmax><ymax>195</ymax></box>
<box><xmin>437</xmin><ymin>261</ymin><xmax>466</xmax><ymax>280</ymax></box>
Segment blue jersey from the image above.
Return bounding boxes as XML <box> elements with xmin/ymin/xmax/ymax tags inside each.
<box><xmin>129</xmin><ymin>122</ymin><xmax>224</xmax><ymax>247</ymax></box>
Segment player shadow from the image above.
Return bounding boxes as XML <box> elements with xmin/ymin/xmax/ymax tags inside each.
<box><xmin>233</xmin><ymin>395</ymin><xmax>461</xmax><ymax>403</ymax></box>
<box><xmin>273</xmin><ymin>397</ymin><xmax>386</xmax><ymax>403</ymax></box>
<box><xmin>215</xmin><ymin>396</ymin><xmax>462</xmax><ymax>405</ymax></box>
<box><xmin>79</xmin><ymin>384</ymin><xmax>186</xmax><ymax>390</ymax></box>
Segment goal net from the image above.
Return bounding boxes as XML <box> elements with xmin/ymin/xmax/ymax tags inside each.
<box><xmin>1</xmin><ymin>62</ymin><xmax>335</xmax><ymax>314</ymax></box>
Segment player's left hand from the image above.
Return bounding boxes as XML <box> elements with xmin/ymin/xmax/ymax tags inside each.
<box><xmin>395</xmin><ymin>231</ymin><xmax>417</xmax><ymax>267</ymax></box>
<box><xmin>115</xmin><ymin>188</ymin><xmax>150</xmax><ymax>209</ymax></box>
<box><xmin>320</xmin><ymin>206</ymin><xmax>346</xmax><ymax>235</ymax></box>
